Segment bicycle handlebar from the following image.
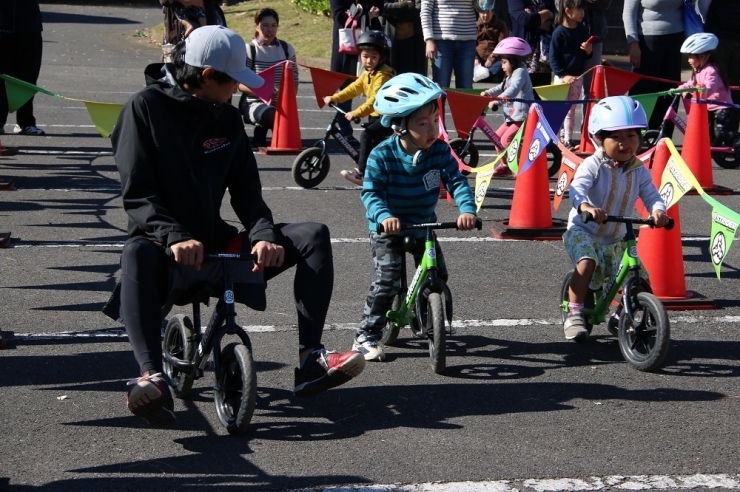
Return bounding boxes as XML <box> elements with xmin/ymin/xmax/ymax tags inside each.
<box><xmin>376</xmin><ymin>218</ymin><xmax>483</xmax><ymax>233</ymax></box>
<box><xmin>580</xmin><ymin>211</ymin><xmax>674</xmax><ymax>231</ymax></box>
<box><xmin>205</xmin><ymin>252</ymin><xmax>259</xmax><ymax>261</ymax></box>
<box><xmin>329</xmin><ymin>102</ymin><xmax>361</xmax><ymax>124</ymax></box>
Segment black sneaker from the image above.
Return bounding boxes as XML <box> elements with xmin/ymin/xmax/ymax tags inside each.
<box><xmin>294</xmin><ymin>348</ymin><xmax>365</xmax><ymax>398</ymax></box>
<box><xmin>126</xmin><ymin>372</ymin><xmax>176</xmax><ymax>427</ymax></box>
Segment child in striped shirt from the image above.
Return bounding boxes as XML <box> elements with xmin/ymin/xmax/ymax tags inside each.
<box><xmin>350</xmin><ymin>73</ymin><xmax>477</xmax><ymax>362</ymax></box>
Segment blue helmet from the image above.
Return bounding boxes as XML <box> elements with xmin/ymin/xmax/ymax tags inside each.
<box><xmin>373</xmin><ymin>73</ymin><xmax>445</xmax><ymax>128</ymax></box>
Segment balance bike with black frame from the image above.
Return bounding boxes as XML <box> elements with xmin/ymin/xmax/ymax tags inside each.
<box><xmin>162</xmin><ymin>252</ymin><xmax>258</xmax><ymax>435</ymax></box>
<box><xmin>292</xmin><ymin>103</ymin><xmax>362</xmax><ymax>188</ymax></box>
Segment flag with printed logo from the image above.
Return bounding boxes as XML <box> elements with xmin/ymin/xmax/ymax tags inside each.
<box><xmin>518</xmin><ymin>106</ymin><xmax>553</xmax><ymax>176</ymax></box>
<box><xmin>504</xmin><ymin>122</ymin><xmax>525</xmax><ymax>174</ymax></box>
<box><xmin>552</xmin><ymin>144</ymin><xmax>584</xmax><ymax>211</ymax></box>
<box><xmin>471</xmin><ymin>159</ymin><xmax>498</xmax><ymax>212</ymax></box>
<box><xmin>659</xmin><ymin>139</ymin><xmax>703</xmax><ymax>208</ymax></box>
<box><xmin>702</xmin><ymin>195</ymin><xmax>740</xmax><ymax>279</ymax></box>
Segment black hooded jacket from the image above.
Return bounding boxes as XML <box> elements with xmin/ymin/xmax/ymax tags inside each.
<box><xmin>111</xmin><ymin>64</ymin><xmax>280</xmax><ymax>252</ymax></box>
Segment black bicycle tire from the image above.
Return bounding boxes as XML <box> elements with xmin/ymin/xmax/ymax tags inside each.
<box><xmin>292</xmin><ymin>147</ymin><xmax>330</xmax><ymax>188</ymax></box>
<box><xmin>426</xmin><ymin>293</ymin><xmax>446</xmax><ymax>374</ymax></box>
<box><xmin>712</xmin><ymin>150</ymin><xmax>740</xmax><ymax>169</ymax></box>
<box><xmin>381</xmin><ymin>293</ymin><xmax>402</xmax><ymax>346</ymax></box>
<box><xmin>641</xmin><ymin>130</ymin><xmax>661</xmax><ymax>152</ymax></box>
<box><xmin>449</xmin><ymin>138</ymin><xmax>480</xmax><ymax>170</ymax></box>
<box><xmin>547</xmin><ymin>143</ymin><xmax>562</xmax><ymax>178</ymax></box>
<box><xmin>214</xmin><ymin>342</ymin><xmax>257</xmax><ymax>435</ymax></box>
<box><xmin>162</xmin><ymin>314</ymin><xmax>195</xmax><ymax>399</ymax></box>
<box><xmin>618</xmin><ymin>292</ymin><xmax>670</xmax><ymax>372</ymax></box>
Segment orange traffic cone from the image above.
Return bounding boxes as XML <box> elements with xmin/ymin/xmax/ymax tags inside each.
<box><xmin>578</xmin><ymin>65</ymin><xmax>606</xmax><ymax>155</ymax></box>
<box><xmin>637</xmin><ymin>138</ymin><xmax>714</xmax><ymax>309</ymax></box>
<box><xmin>260</xmin><ymin>61</ymin><xmax>303</xmax><ymax>155</ymax></box>
<box><xmin>680</xmin><ymin>95</ymin><xmax>731</xmax><ymax>195</ymax></box>
<box><xmin>490</xmin><ymin>105</ymin><xmax>566</xmax><ymax>240</ymax></box>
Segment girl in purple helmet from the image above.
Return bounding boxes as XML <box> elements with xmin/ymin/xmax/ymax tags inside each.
<box><xmin>479</xmin><ymin>36</ymin><xmax>535</xmax><ymax>177</ymax></box>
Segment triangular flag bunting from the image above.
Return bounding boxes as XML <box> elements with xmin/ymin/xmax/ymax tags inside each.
<box><xmin>552</xmin><ymin>143</ymin><xmax>584</xmax><ymax>211</ymax></box>
<box><xmin>533</xmin><ymin>82</ymin><xmax>571</xmax><ymax>101</ymax></box>
<box><xmin>1</xmin><ymin>74</ymin><xmax>61</xmax><ymax>113</ymax></box>
<box><xmin>82</xmin><ymin>101</ymin><xmax>123</xmax><ymax>138</ymax></box>
<box><xmin>602</xmin><ymin>66</ymin><xmax>643</xmax><ymax>96</ymax></box>
<box><xmin>445</xmin><ymin>89</ymin><xmax>491</xmax><ymax>139</ymax></box>
<box><xmin>303</xmin><ymin>65</ymin><xmax>356</xmax><ymax>108</ymax></box>
<box><xmin>251</xmin><ymin>62</ymin><xmax>280</xmax><ymax>105</ymax></box>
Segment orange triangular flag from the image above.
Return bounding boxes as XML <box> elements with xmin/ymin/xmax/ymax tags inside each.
<box><xmin>303</xmin><ymin>65</ymin><xmax>357</xmax><ymax>108</ymax></box>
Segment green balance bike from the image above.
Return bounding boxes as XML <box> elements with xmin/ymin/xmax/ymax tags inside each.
<box><xmin>379</xmin><ymin>218</ymin><xmax>483</xmax><ymax>374</ymax></box>
<box><xmin>560</xmin><ymin>211</ymin><xmax>674</xmax><ymax>372</ymax></box>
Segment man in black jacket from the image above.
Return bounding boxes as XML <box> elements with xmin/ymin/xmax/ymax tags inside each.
<box><xmin>107</xmin><ymin>26</ymin><xmax>365</xmax><ymax>427</ymax></box>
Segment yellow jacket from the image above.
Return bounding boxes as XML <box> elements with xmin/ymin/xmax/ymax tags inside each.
<box><xmin>330</xmin><ymin>64</ymin><xmax>396</xmax><ymax>118</ymax></box>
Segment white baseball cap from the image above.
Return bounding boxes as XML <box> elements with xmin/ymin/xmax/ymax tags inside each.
<box><xmin>184</xmin><ymin>25</ymin><xmax>264</xmax><ymax>88</ymax></box>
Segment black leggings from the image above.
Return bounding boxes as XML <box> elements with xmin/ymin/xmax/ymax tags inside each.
<box><xmin>358</xmin><ymin>117</ymin><xmax>393</xmax><ymax>175</ymax></box>
<box><xmin>120</xmin><ymin>222</ymin><xmax>334</xmax><ymax>375</ymax></box>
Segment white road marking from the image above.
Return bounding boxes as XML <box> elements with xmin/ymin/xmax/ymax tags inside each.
<box><xmin>11</xmin><ymin>316</ymin><xmax>740</xmax><ymax>340</ymax></box>
<box><xmin>288</xmin><ymin>474</ymin><xmax>740</xmax><ymax>491</ymax></box>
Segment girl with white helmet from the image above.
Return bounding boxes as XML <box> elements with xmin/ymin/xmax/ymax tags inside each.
<box><xmin>348</xmin><ymin>73</ymin><xmax>477</xmax><ymax>362</ymax></box>
<box><xmin>561</xmin><ymin>95</ymin><xmax>669</xmax><ymax>343</ymax></box>
<box><xmin>479</xmin><ymin>36</ymin><xmax>535</xmax><ymax>177</ymax></box>
<box><xmin>677</xmin><ymin>32</ymin><xmax>736</xmax><ymax>147</ymax></box>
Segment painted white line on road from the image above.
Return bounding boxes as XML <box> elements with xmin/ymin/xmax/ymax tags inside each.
<box><xmin>12</xmin><ymin>316</ymin><xmax>740</xmax><ymax>340</ymax></box>
<box><xmin>290</xmin><ymin>473</ymin><xmax>740</xmax><ymax>491</ymax></box>
<box><xmin>18</xmin><ymin>149</ymin><xmax>113</xmax><ymax>156</ymax></box>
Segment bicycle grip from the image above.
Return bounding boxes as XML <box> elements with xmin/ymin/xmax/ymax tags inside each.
<box><xmin>665</xmin><ymin>217</ymin><xmax>674</xmax><ymax>231</ymax></box>
<box><xmin>580</xmin><ymin>210</ymin><xmax>593</xmax><ymax>223</ymax></box>
<box><xmin>475</xmin><ymin>217</ymin><xmax>483</xmax><ymax>230</ymax></box>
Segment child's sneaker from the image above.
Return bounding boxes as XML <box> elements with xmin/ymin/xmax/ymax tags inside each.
<box><xmin>492</xmin><ymin>162</ymin><xmax>512</xmax><ymax>177</ymax></box>
<box><xmin>126</xmin><ymin>371</ymin><xmax>176</xmax><ymax>427</ymax></box>
<box><xmin>352</xmin><ymin>333</ymin><xmax>385</xmax><ymax>361</ymax></box>
<box><xmin>340</xmin><ymin>168</ymin><xmax>363</xmax><ymax>186</ymax></box>
<box><xmin>294</xmin><ymin>348</ymin><xmax>365</xmax><ymax>398</ymax></box>
<box><xmin>563</xmin><ymin>313</ymin><xmax>588</xmax><ymax>342</ymax></box>
<box><xmin>13</xmin><ymin>125</ymin><xmax>45</xmax><ymax>136</ymax></box>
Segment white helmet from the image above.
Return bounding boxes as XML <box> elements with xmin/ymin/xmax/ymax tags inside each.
<box><xmin>680</xmin><ymin>33</ymin><xmax>719</xmax><ymax>54</ymax></box>
<box><xmin>589</xmin><ymin>96</ymin><xmax>648</xmax><ymax>136</ymax></box>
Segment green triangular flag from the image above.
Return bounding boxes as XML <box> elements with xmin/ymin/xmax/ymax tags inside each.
<box><xmin>631</xmin><ymin>93</ymin><xmax>660</xmax><ymax>122</ymax></box>
<box><xmin>702</xmin><ymin>194</ymin><xmax>740</xmax><ymax>280</ymax></box>
<box><xmin>0</xmin><ymin>74</ymin><xmax>60</xmax><ymax>113</ymax></box>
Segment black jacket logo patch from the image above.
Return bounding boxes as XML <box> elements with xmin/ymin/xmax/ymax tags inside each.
<box><xmin>203</xmin><ymin>138</ymin><xmax>230</xmax><ymax>154</ymax></box>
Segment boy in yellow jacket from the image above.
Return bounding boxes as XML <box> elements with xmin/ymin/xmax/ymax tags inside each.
<box><xmin>324</xmin><ymin>30</ymin><xmax>396</xmax><ymax>185</ymax></box>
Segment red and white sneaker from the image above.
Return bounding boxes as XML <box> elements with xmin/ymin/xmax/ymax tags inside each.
<box><xmin>126</xmin><ymin>371</ymin><xmax>176</xmax><ymax>427</ymax></box>
<box><xmin>294</xmin><ymin>348</ymin><xmax>366</xmax><ymax>398</ymax></box>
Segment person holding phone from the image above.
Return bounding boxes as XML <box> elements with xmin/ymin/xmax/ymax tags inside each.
<box><xmin>580</xmin><ymin>0</ymin><xmax>610</xmax><ymax>93</ymax></box>
<box><xmin>549</xmin><ymin>0</ymin><xmax>593</xmax><ymax>149</ymax></box>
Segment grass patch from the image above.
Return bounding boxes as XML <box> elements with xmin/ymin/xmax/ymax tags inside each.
<box><xmin>148</xmin><ymin>0</ymin><xmax>335</xmax><ymax>61</ymax></box>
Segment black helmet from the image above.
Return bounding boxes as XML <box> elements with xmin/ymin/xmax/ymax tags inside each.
<box><xmin>357</xmin><ymin>30</ymin><xmax>392</xmax><ymax>58</ymax></box>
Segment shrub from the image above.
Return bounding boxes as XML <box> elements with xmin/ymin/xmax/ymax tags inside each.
<box><xmin>291</xmin><ymin>0</ymin><xmax>331</xmax><ymax>16</ymax></box>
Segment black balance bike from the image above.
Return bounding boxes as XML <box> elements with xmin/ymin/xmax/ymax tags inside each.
<box><xmin>162</xmin><ymin>252</ymin><xmax>258</xmax><ymax>435</ymax></box>
<box><xmin>292</xmin><ymin>103</ymin><xmax>362</xmax><ymax>188</ymax></box>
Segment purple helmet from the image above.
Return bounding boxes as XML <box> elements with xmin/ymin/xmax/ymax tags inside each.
<box><xmin>492</xmin><ymin>37</ymin><xmax>532</xmax><ymax>59</ymax></box>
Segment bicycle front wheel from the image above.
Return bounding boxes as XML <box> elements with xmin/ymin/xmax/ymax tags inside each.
<box><xmin>449</xmin><ymin>138</ymin><xmax>479</xmax><ymax>170</ymax></box>
<box><xmin>618</xmin><ymin>293</ymin><xmax>670</xmax><ymax>372</ymax></box>
<box><xmin>426</xmin><ymin>293</ymin><xmax>446</xmax><ymax>374</ymax></box>
<box><xmin>214</xmin><ymin>342</ymin><xmax>257</xmax><ymax>435</ymax></box>
<box><xmin>292</xmin><ymin>147</ymin><xmax>330</xmax><ymax>188</ymax></box>
<box><xmin>162</xmin><ymin>314</ymin><xmax>195</xmax><ymax>398</ymax></box>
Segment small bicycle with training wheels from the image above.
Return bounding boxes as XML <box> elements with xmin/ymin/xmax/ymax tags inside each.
<box><xmin>162</xmin><ymin>252</ymin><xmax>258</xmax><ymax>435</ymax></box>
<box><xmin>559</xmin><ymin>212</ymin><xmax>673</xmax><ymax>372</ymax></box>
<box><xmin>380</xmin><ymin>218</ymin><xmax>483</xmax><ymax>374</ymax></box>
<box><xmin>448</xmin><ymin>106</ymin><xmax>562</xmax><ymax>177</ymax></box>
<box><xmin>292</xmin><ymin>103</ymin><xmax>361</xmax><ymax>189</ymax></box>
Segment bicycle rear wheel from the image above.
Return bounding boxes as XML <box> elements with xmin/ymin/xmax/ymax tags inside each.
<box><xmin>712</xmin><ymin>149</ymin><xmax>740</xmax><ymax>169</ymax></box>
<box><xmin>559</xmin><ymin>272</ymin><xmax>595</xmax><ymax>335</ymax></box>
<box><xmin>425</xmin><ymin>293</ymin><xmax>446</xmax><ymax>374</ymax></box>
<box><xmin>214</xmin><ymin>342</ymin><xmax>257</xmax><ymax>435</ymax></box>
<box><xmin>381</xmin><ymin>293</ymin><xmax>402</xmax><ymax>346</ymax></box>
<box><xmin>162</xmin><ymin>314</ymin><xmax>195</xmax><ymax>398</ymax></box>
<box><xmin>449</xmin><ymin>138</ymin><xmax>479</xmax><ymax>171</ymax></box>
<box><xmin>618</xmin><ymin>292</ymin><xmax>670</xmax><ymax>372</ymax></box>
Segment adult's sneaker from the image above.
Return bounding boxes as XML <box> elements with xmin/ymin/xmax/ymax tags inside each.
<box><xmin>563</xmin><ymin>313</ymin><xmax>588</xmax><ymax>342</ymax></box>
<box><xmin>13</xmin><ymin>125</ymin><xmax>45</xmax><ymax>136</ymax></box>
<box><xmin>294</xmin><ymin>348</ymin><xmax>365</xmax><ymax>398</ymax></box>
<box><xmin>340</xmin><ymin>168</ymin><xmax>363</xmax><ymax>186</ymax></box>
<box><xmin>352</xmin><ymin>333</ymin><xmax>385</xmax><ymax>361</ymax></box>
<box><xmin>126</xmin><ymin>371</ymin><xmax>176</xmax><ymax>427</ymax></box>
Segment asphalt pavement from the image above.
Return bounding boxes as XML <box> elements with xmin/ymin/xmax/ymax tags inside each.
<box><xmin>0</xmin><ymin>4</ymin><xmax>739</xmax><ymax>491</ymax></box>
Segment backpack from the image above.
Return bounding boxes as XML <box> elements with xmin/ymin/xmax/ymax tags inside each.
<box><xmin>247</xmin><ymin>40</ymin><xmax>290</xmax><ymax>71</ymax></box>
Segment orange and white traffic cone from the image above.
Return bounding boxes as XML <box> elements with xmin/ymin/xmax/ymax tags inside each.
<box><xmin>260</xmin><ymin>61</ymin><xmax>303</xmax><ymax>155</ymax></box>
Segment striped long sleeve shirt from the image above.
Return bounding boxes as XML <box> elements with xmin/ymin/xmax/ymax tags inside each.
<box><xmin>420</xmin><ymin>0</ymin><xmax>478</xmax><ymax>41</ymax></box>
<box><xmin>243</xmin><ymin>37</ymin><xmax>299</xmax><ymax>109</ymax></box>
<box><xmin>362</xmin><ymin>135</ymin><xmax>477</xmax><ymax>236</ymax></box>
